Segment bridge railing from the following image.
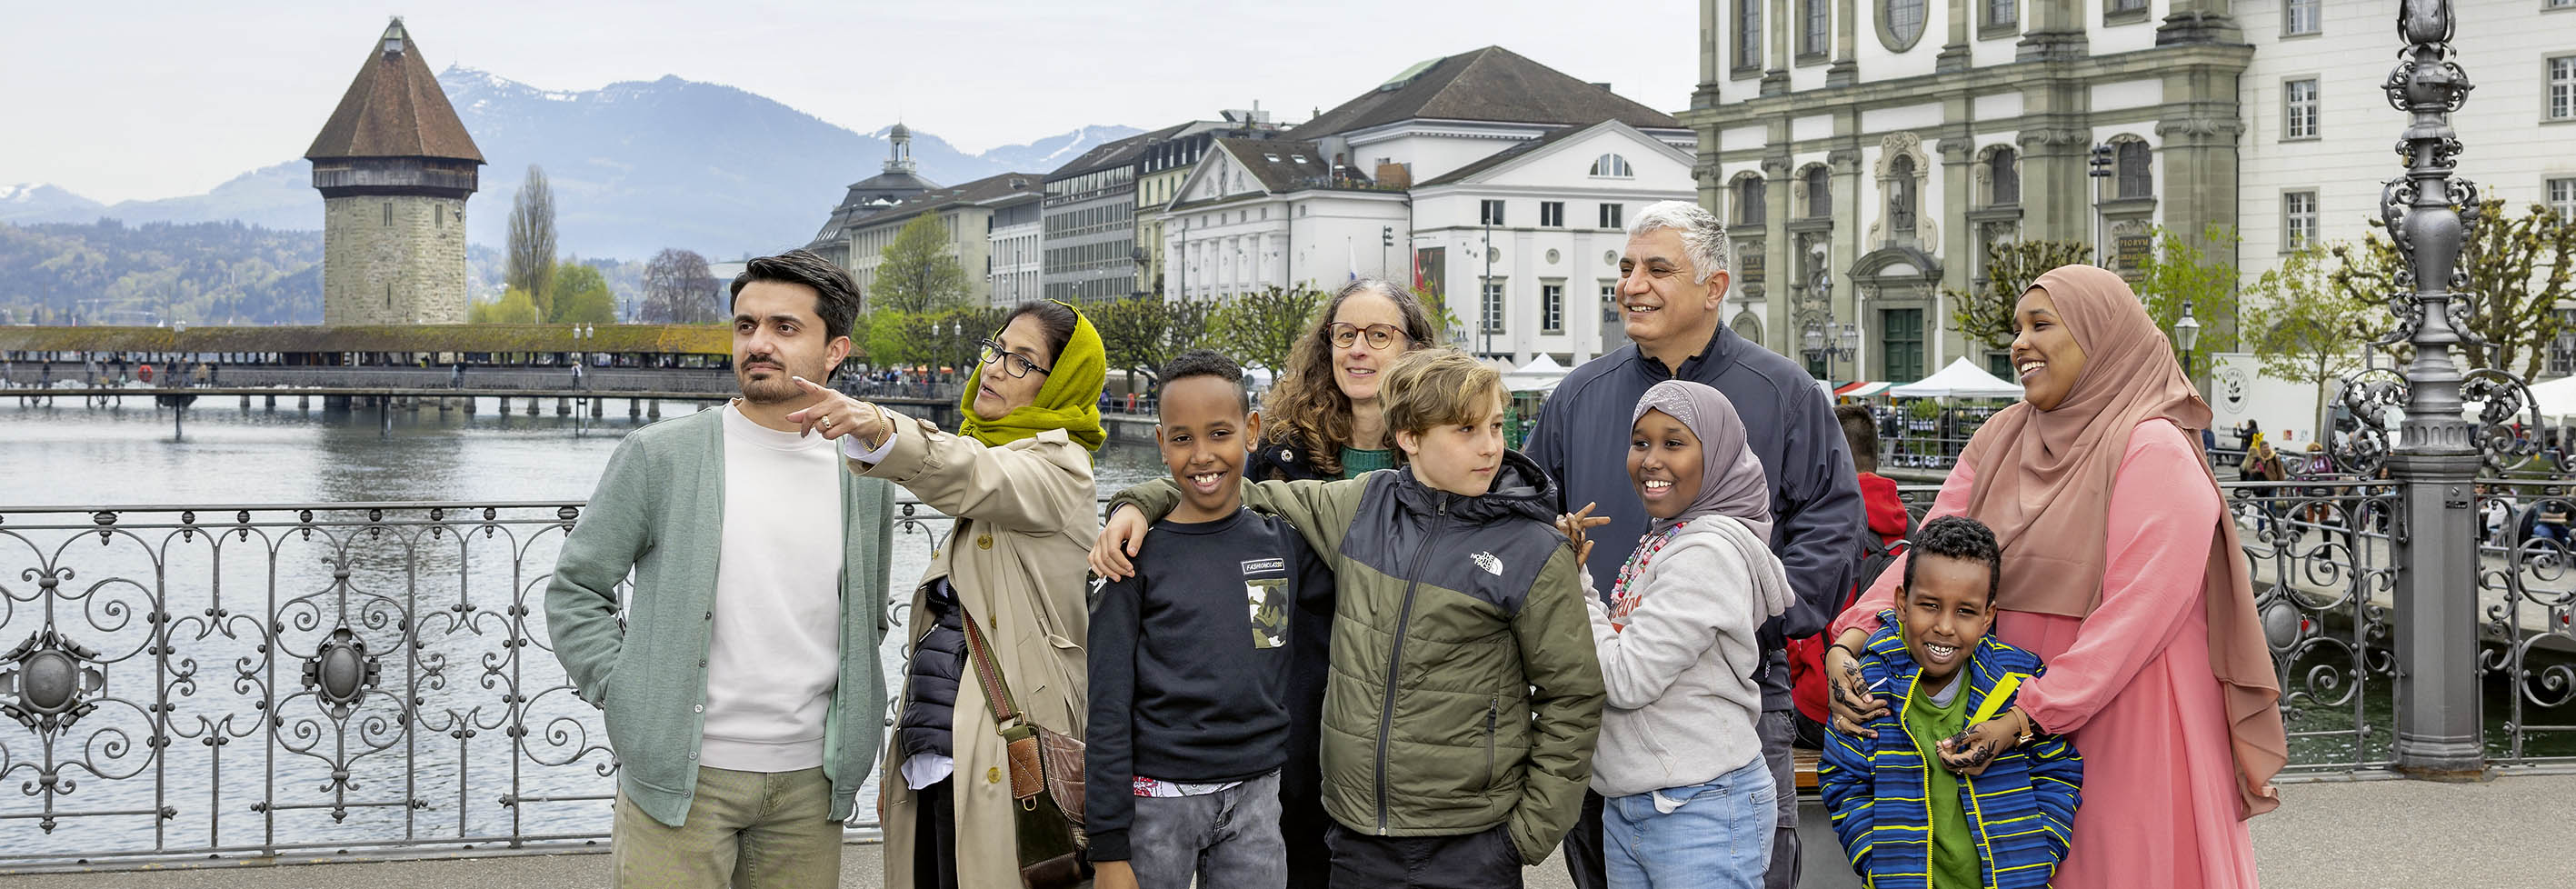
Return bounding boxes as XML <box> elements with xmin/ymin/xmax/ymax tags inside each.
<box><xmin>0</xmin><ymin>499</ymin><xmax>970</xmax><ymax>870</ymax></box>
<box><xmin>3</xmin><ymin>484</ymin><xmax>2570</xmax><ymax>869</ymax></box>
<box><xmin>1893</xmin><ymin>478</ymin><xmax>2576</xmax><ymax>774</ymax></box>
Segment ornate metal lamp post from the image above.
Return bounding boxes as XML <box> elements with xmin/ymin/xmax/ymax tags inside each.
<box><xmin>2381</xmin><ymin>0</ymin><xmax>2486</xmax><ymax>779</ymax></box>
<box><xmin>2172</xmin><ymin>299</ymin><xmax>2201</xmax><ymax>378</ymax></box>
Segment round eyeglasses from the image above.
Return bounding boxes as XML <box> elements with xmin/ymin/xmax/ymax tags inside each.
<box><xmin>978</xmin><ymin>339</ymin><xmax>1053</xmax><ymax>378</ymax></box>
<box><xmin>1327</xmin><ymin>323</ymin><xmax>1409</xmax><ymax>351</ymax></box>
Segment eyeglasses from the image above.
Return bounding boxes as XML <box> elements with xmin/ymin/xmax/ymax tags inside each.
<box><xmin>978</xmin><ymin>339</ymin><xmax>1053</xmax><ymax>379</ymax></box>
<box><xmin>1327</xmin><ymin>323</ymin><xmax>1409</xmax><ymax>351</ymax></box>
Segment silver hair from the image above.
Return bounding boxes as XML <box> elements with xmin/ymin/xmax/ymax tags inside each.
<box><xmin>1625</xmin><ymin>200</ymin><xmax>1731</xmax><ymax>285</ymax></box>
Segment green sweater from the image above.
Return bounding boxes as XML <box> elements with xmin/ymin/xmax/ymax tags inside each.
<box><xmin>544</xmin><ymin>405</ymin><xmax>898</xmax><ymax>828</ymax></box>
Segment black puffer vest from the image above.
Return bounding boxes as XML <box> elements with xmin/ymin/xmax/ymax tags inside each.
<box><xmin>895</xmin><ymin>578</ymin><xmax>967</xmax><ymax>760</ymax></box>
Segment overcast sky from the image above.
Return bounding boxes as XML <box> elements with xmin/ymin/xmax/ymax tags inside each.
<box><xmin>0</xmin><ymin>1</ymin><xmax>1698</xmax><ymax>204</ymax></box>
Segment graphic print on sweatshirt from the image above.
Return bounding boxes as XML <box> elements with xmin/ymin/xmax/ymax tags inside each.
<box><xmin>1243</xmin><ymin>557</ymin><xmax>1288</xmax><ymax>649</ymax></box>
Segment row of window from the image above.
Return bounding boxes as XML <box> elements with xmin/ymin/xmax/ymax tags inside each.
<box><xmin>1043</xmin><ymin>276</ymin><xmax>1138</xmax><ymax>302</ymax></box>
<box><xmin>1476</xmin><ymin>200</ymin><xmax>1627</xmax><ymax>229</ymax></box>
<box><xmin>2279</xmin><ymin>57</ymin><xmax>2576</xmax><ymax>141</ymax></box>
<box><xmin>1044</xmin><ymin>166</ymin><xmax>1133</xmax><ymax>200</ymax></box>
<box><xmin>1044</xmin><ymin>203</ymin><xmax>1134</xmax><ymax>238</ymax></box>
<box><xmin>1731</xmin><ymin>0</ymin><xmax>2167</xmax><ymax>70</ymax></box>
<box><xmin>2241</xmin><ymin>178</ymin><xmax>2576</xmax><ymax>257</ymax></box>
<box><xmin>373</xmin><ymin>202</ymin><xmax>457</xmax><ymax>228</ymax></box>
<box><xmin>1044</xmin><ymin>239</ymin><xmax>1138</xmax><ymax>273</ymax></box>
<box><xmin>1475</xmin><ymin>279</ymin><xmax>1595</xmax><ymax>335</ymax></box>
<box><xmin>1718</xmin><ymin>143</ymin><xmax>2157</xmax><ymax>227</ymax></box>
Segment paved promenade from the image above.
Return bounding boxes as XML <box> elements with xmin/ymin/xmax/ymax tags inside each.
<box><xmin>5</xmin><ymin>772</ymin><xmax>2566</xmax><ymax>888</ymax></box>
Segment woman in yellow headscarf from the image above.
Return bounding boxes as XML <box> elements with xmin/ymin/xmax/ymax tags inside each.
<box><xmin>798</xmin><ymin>299</ymin><xmax>1106</xmax><ymax>888</ymax></box>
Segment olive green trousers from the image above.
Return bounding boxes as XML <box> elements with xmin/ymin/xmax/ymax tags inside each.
<box><xmin>611</xmin><ymin>766</ymin><xmax>843</xmax><ymax>888</ymax></box>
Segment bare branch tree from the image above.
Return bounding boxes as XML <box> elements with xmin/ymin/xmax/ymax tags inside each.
<box><xmin>641</xmin><ymin>248</ymin><xmax>719</xmax><ymax>324</ymax></box>
<box><xmin>2330</xmin><ymin>198</ymin><xmax>2576</xmax><ymax>378</ymax></box>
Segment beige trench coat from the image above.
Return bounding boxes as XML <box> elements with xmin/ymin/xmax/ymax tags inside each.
<box><xmin>858</xmin><ymin>410</ymin><xmax>1098</xmax><ymax>889</ymax></box>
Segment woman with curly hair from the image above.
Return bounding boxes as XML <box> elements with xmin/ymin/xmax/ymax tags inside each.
<box><xmin>1249</xmin><ymin>277</ymin><xmax>1443</xmax><ymax>483</ymax></box>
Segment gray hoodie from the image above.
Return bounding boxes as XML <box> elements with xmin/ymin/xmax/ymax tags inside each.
<box><xmin>1581</xmin><ymin>514</ymin><xmax>1790</xmax><ymax>798</ymax></box>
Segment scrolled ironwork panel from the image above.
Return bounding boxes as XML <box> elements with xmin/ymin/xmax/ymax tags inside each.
<box><xmin>2477</xmin><ymin>482</ymin><xmax>2576</xmax><ymax>767</ymax></box>
<box><xmin>0</xmin><ymin>500</ymin><xmax>987</xmax><ymax>869</ymax></box>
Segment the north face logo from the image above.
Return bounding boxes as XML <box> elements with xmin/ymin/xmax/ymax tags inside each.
<box><xmin>1472</xmin><ymin>552</ymin><xmax>1503</xmax><ymax>576</ymax></box>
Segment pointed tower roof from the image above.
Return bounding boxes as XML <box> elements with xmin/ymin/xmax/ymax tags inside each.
<box><xmin>305</xmin><ymin>17</ymin><xmax>485</xmax><ymax>163</ymax></box>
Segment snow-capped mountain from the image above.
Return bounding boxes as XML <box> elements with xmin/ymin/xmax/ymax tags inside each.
<box><xmin>3</xmin><ymin>69</ymin><xmax>1140</xmax><ymax>260</ymax></box>
<box><xmin>0</xmin><ymin>183</ymin><xmax>107</xmax><ymax>224</ymax></box>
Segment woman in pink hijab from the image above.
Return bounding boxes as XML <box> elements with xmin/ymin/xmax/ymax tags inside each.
<box><xmin>1822</xmin><ymin>265</ymin><xmax>2287</xmax><ymax>888</ymax></box>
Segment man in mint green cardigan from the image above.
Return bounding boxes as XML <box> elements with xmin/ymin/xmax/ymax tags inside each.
<box><xmin>547</xmin><ymin>251</ymin><xmax>897</xmax><ymax>888</ymax></box>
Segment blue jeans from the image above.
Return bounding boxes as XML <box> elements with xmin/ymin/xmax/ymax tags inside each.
<box><xmin>1602</xmin><ymin>757</ymin><xmax>1775</xmax><ymax>889</ymax></box>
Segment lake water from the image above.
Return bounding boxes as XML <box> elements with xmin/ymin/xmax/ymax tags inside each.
<box><xmin>0</xmin><ymin>395</ymin><xmax>1171</xmax><ymax>860</ymax></box>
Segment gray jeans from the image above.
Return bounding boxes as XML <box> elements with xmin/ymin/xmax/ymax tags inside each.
<box><xmin>1757</xmin><ymin>710</ymin><xmax>1800</xmax><ymax>889</ymax></box>
<box><xmin>1127</xmin><ymin>769</ymin><xmax>1287</xmax><ymax>889</ymax></box>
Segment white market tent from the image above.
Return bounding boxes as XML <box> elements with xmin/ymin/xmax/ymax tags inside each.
<box><xmin>1503</xmin><ymin>355</ymin><xmax>1570</xmax><ymax>393</ymax></box>
<box><xmin>2529</xmin><ymin>374</ymin><xmax>2576</xmax><ymax>419</ymax></box>
<box><xmin>1887</xmin><ymin>357</ymin><xmax>2026</xmax><ymax>399</ymax></box>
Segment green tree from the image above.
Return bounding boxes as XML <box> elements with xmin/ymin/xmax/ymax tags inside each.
<box><xmin>2130</xmin><ymin>224</ymin><xmax>2244</xmax><ymax>374</ymax></box>
<box><xmin>1215</xmin><ymin>285</ymin><xmax>1327</xmax><ymax>375</ymax></box>
<box><xmin>930</xmin><ymin>306</ymin><xmax>1008</xmax><ymax>374</ymax></box>
<box><xmin>507</xmin><ymin>165</ymin><xmax>558</xmax><ymax>318</ymax></box>
<box><xmin>548</xmin><ymin>264</ymin><xmax>617</xmax><ymax>324</ymax></box>
<box><xmin>873</xmin><ymin>215</ymin><xmax>971</xmax><ymax>315</ymax></box>
<box><xmin>1415</xmin><ymin>284</ymin><xmax>1467</xmax><ymax>346</ymax></box>
<box><xmin>1942</xmin><ymin>239</ymin><xmax>2094</xmax><ymax>350</ymax></box>
<box><xmin>2246</xmin><ymin>245</ymin><xmax>2368</xmax><ymax>437</ymax></box>
<box><xmin>2327</xmin><ymin>198</ymin><xmax>2576</xmax><ymax>379</ymax></box>
<box><xmin>864</xmin><ymin>310</ymin><xmax>932</xmax><ymax>369</ymax></box>
<box><xmin>469</xmin><ymin>287</ymin><xmax>542</xmax><ymax>325</ymax></box>
<box><xmin>1093</xmin><ymin>295</ymin><xmax>1221</xmax><ymax>387</ymax></box>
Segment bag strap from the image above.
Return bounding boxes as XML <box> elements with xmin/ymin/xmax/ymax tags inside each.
<box><xmin>958</xmin><ymin>601</ymin><xmax>1025</xmax><ymax>733</ymax></box>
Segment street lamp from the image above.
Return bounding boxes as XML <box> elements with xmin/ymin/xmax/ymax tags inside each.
<box><xmin>2172</xmin><ymin>298</ymin><xmax>2201</xmax><ymax>377</ymax></box>
<box><xmin>1802</xmin><ymin>320</ymin><xmax>1859</xmax><ymax>374</ymax></box>
<box><xmin>1798</xmin><ymin>250</ymin><xmax>1856</xmax><ymax>377</ymax></box>
<box><xmin>2088</xmin><ymin>144</ymin><xmax>2116</xmax><ymax>266</ymax></box>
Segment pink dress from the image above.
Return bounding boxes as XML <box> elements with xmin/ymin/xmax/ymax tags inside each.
<box><xmin>1832</xmin><ymin>419</ymin><xmax>2260</xmax><ymax>889</ymax></box>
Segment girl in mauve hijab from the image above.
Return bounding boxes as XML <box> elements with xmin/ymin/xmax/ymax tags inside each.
<box><xmin>1563</xmin><ymin>379</ymin><xmax>1789</xmax><ymax>889</ymax></box>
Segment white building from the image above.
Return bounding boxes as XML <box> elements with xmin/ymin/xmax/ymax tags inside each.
<box><xmin>1160</xmin><ymin>45</ymin><xmax>1698</xmax><ymax>365</ymax></box>
<box><xmin>835</xmin><ymin>172</ymin><xmax>1040</xmax><ymax>309</ymax></box>
<box><xmin>1163</xmin><ymin>139</ymin><xmax>1412</xmax><ymax>300</ymax></box>
<box><xmin>2232</xmin><ymin>0</ymin><xmax>2576</xmax><ymax>374</ymax></box>
<box><xmin>986</xmin><ymin>189</ymin><xmax>1043</xmax><ymax>306</ymax></box>
<box><xmin>1683</xmin><ymin>0</ymin><xmax>2576</xmax><ymax>384</ymax></box>
<box><xmin>1411</xmin><ymin>120</ymin><xmax>1698</xmax><ymax>365</ymax></box>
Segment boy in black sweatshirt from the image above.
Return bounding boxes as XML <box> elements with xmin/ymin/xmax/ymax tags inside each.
<box><xmin>1086</xmin><ymin>350</ymin><xmax>1334</xmax><ymax>889</ymax></box>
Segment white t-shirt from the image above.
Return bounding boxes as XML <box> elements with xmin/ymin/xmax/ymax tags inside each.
<box><xmin>698</xmin><ymin>403</ymin><xmax>846</xmax><ymax>772</ymax></box>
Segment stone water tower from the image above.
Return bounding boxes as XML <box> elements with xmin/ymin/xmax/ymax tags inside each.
<box><xmin>305</xmin><ymin>17</ymin><xmax>484</xmax><ymax>325</ymax></box>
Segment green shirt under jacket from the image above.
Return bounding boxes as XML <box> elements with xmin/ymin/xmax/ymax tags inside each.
<box><xmin>1902</xmin><ymin>674</ymin><xmax>1979</xmax><ymax>889</ymax></box>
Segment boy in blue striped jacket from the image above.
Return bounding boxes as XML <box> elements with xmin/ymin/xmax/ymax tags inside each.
<box><xmin>1819</xmin><ymin>516</ymin><xmax>2081</xmax><ymax>889</ymax></box>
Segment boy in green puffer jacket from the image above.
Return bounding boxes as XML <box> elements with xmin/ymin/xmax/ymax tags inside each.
<box><xmin>1093</xmin><ymin>347</ymin><xmax>1606</xmax><ymax>888</ymax></box>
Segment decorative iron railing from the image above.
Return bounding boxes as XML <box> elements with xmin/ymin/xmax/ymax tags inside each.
<box><xmin>5</xmin><ymin>482</ymin><xmax>2571</xmax><ymax>869</ymax></box>
<box><xmin>1892</xmin><ymin>477</ymin><xmax>2575</xmax><ymax>774</ymax></box>
<box><xmin>0</xmin><ymin>499</ymin><xmax>968</xmax><ymax>870</ymax></box>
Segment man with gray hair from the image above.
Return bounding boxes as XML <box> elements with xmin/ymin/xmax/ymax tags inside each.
<box><xmin>1524</xmin><ymin>200</ymin><xmax>1862</xmax><ymax>889</ymax></box>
